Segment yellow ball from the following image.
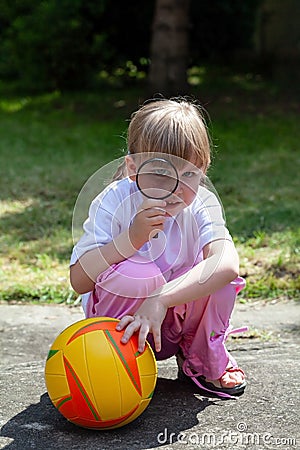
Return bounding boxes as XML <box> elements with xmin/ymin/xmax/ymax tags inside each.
<box><xmin>44</xmin><ymin>317</ymin><xmax>157</xmax><ymax>429</ymax></box>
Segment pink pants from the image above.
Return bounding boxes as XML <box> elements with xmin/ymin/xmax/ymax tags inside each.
<box><xmin>85</xmin><ymin>255</ymin><xmax>245</xmax><ymax>380</ymax></box>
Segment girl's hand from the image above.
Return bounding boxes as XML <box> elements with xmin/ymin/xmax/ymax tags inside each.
<box><xmin>116</xmin><ymin>297</ymin><xmax>167</xmax><ymax>353</ymax></box>
<box><xmin>129</xmin><ymin>199</ymin><xmax>167</xmax><ymax>249</ymax></box>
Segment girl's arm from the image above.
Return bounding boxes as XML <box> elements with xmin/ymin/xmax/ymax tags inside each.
<box><xmin>155</xmin><ymin>238</ymin><xmax>239</xmax><ymax>306</ymax></box>
<box><xmin>70</xmin><ymin>198</ymin><xmax>167</xmax><ymax>294</ymax></box>
<box><xmin>117</xmin><ymin>239</ymin><xmax>239</xmax><ymax>352</ymax></box>
<box><xmin>70</xmin><ymin>229</ymin><xmax>137</xmax><ymax>294</ymax></box>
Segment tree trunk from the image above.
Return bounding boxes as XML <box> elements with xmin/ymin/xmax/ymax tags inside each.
<box><xmin>148</xmin><ymin>0</ymin><xmax>191</xmax><ymax>96</ymax></box>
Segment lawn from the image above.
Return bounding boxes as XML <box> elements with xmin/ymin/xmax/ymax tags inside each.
<box><xmin>0</xmin><ymin>75</ymin><xmax>299</xmax><ymax>304</ymax></box>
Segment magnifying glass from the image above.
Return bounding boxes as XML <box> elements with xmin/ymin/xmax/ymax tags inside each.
<box><xmin>136</xmin><ymin>157</ymin><xmax>179</xmax><ymax>238</ymax></box>
<box><xmin>136</xmin><ymin>157</ymin><xmax>179</xmax><ymax>200</ymax></box>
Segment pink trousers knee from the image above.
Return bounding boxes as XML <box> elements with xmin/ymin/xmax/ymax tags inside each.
<box><xmin>85</xmin><ymin>256</ymin><xmax>245</xmax><ymax>380</ymax></box>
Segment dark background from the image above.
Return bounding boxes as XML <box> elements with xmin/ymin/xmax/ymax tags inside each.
<box><xmin>1</xmin><ymin>0</ymin><xmax>299</xmax><ymax>93</ymax></box>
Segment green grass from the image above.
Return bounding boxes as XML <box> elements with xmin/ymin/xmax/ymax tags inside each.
<box><xmin>209</xmin><ymin>114</ymin><xmax>299</xmax><ymax>301</ymax></box>
<box><xmin>0</xmin><ymin>75</ymin><xmax>299</xmax><ymax>303</ymax></box>
<box><xmin>197</xmin><ymin>67</ymin><xmax>299</xmax><ymax>301</ymax></box>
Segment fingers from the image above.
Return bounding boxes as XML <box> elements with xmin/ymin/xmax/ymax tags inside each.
<box><xmin>116</xmin><ymin>315</ymin><xmax>134</xmax><ymax>331</ymax></box>
<box><xmin>137</xmin><ymin>205</ymin><xmax>166</xmax><ymax>223</ymax></box>
<box><xmin>115</xmin><ymin>315</ymin><xmax>162</xmax><ymax>353</ymax></box>
<box><xmin>130</xmin><ymin>199</ymin><xmax>167</xmax><ymax>247</ymax></box>
<box><xmin>137</xmin><ymin>322</ymin><xmax>150</xmax><ymax>353</ymax></box>
<box><xmin>147</xmin><ymin>214</ymin><xmax>166</xmax><ymax>229</ymax></box>
<box><xmin>146</xmin><ymin>210</ymin><xmax>166</xmax><ymax>221</ymax></box>
<box><xmin>139</xmin><ymin>199</ymin><xmax>167</xmax><ymax>211</ymax></box>
<box><xmin>140</xmin><ymin>207</ymin><xmax>166</xmax><ymax>235</ymax></box>
<box><xmin>137</xmin><ymin>200</ymin><xmax>167</xmax><ymax>221</ymax></box>
<box><xmin>152</xmin><ymin>325</ymin><xmax>162</xmax><ymax>353</ymax></box>
<box><xmin>116</xmin><ymin>315</ymin><xmax>141</xmax><ymax>346</ymax></box>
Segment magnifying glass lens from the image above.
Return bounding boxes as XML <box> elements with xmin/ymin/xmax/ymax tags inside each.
<box><xmin>136</xmin><ymin>158</ymin><xmax>179</xmax><ymax>199</ymax></box>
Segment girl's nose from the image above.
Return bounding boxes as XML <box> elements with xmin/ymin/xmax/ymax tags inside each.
<box><xmin>173</xmin><ymin>180</ymin><xmax>184</xmax><ymax>195</ymax></box>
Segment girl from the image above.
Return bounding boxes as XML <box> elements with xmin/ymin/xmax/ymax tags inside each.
<box><xmin>70</xmin><ymin>97</ymin><xmax>246</xmax><ymax>399</ymax></box>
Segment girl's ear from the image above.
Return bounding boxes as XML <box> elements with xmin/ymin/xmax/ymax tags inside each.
<box><xmin>125</xmin><ymin>155</ymin><xmax>137</xmax><ymax>181</ymax></box>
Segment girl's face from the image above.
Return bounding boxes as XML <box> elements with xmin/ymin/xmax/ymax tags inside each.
<box><xmin>126</xmin><ymin>153</ymin><xmax>203</xmax><ymax>216</ymax></box>
<box><xmin>163</xmin><ymin>159</ymin><xmax>202</xmax><ymax>216</ymax></box>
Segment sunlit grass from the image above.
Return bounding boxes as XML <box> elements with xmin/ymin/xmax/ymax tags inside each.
<box><xmin>0</xmin><ymin>91</ymin><xmax>61</xmax><ymax>113</ymax></box>
<box><xmin>0</xmin><ymin>82</ymin><xmax>299</xmax><ymax>303</ymax></box>
<box><xmin>0</xmin><ymin>89</ymin><xmax>132</xmax><ymax>303</ymax></box>
<box><xmin>209</xmin><ymin>113</ymin><xmax>299</xmax><ymax>302</ymax></box>
<box><xmin>236</xmin><ymin>231</ymin><xmax>300</xmax><ymax>301</ymax></box>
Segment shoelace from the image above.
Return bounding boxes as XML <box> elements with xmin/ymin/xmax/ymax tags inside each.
<box><xmin>193</xmin><ymin>325</ymin><xmax>249</xmax><ymax>399</ymax></box>
<box><xmin>225</xmin><ymin>325</ymin><xmax>249</xmax><ymax>341</ymax></box>
<box><xmin>209</xmin><ymin>325</ymin><xmax>249</xmax><ymax>342</ymax></box>
<box><xmin>190</xmin><ymin>376</ymin><xmax>235</xmax><ymax>399</ymax></box>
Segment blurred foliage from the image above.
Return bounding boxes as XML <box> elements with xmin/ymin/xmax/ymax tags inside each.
<box><xmin>0</xmin><ymin>0</ymin><xmax>261</xmax><ymax>92</ymax></box>
<box><xmin>0</xmin><ymin>72</ymin><xmax>299</xmax><ymax>302</ymax></box>
<box><xmin>190</xmin><ymin>0</ymin><xmax>261</xmax><ymax>62</ymax></box>
<box><xmin>0</xmin><ymin>0</ymin><xmax>109</xmax><ymax>91</ymax></box>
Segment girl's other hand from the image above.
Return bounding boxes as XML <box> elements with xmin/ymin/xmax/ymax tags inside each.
<box><xmin>116</xmin><ymin>297</ymin><xmax>167</xmax><ymax>353</ymax></box>
<box><xmin>129</xmin><ymin>199</ymin><xmax>166</xmax><ymax>249</ymax></box>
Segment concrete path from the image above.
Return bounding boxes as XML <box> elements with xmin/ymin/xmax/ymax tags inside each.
<box><xmin>0</xmin><ymin>300</ymin><xmax>299</xmax><ymax>449</ymax></box>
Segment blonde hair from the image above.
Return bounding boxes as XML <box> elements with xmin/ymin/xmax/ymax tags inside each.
<box><xmin>127</xmin><ymin>97</ymin><xmax>211</xmax><ymax>173</ymax></box>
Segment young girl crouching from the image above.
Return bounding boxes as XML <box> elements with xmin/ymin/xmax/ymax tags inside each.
<box><xmin>70</xmin><ymin>98</ymin><xmax>247</xmax><ymax>398</ymax></box>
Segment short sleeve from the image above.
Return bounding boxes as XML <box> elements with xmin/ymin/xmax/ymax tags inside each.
<box><xmin>70</xmin><ymin>178</ymin><xmax>140</xmax><ymax>266</ymax></box>
<box><xmin>192</xmin><ymin>186</ymin><xmax>232</xmax><ymax>252</ymax></box>
<box><xmin>70</xmin><ymin>197</ymin><xmax>121</xmax><ymax>266</ymax></box>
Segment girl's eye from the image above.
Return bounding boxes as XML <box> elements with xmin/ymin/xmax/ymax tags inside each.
<box><xmin>182</xmin><ymin>171</ymin><xmax>196</xmax><ymax>178</ymax></box>
<box><xmin>153</xmin><ymin>168</ymin><xmax>170</xmax><ymax>176</ymax></box>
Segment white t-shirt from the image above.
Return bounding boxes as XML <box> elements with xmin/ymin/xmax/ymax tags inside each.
<box><xmin>70</xmin><ymin>177</ymin><xmax>231</xmax><ymax>282</ymax></box>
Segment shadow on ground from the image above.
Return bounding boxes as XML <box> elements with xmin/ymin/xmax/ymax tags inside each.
<box><xmin>1</xmin><ymin>378</ymin><xmax>216</xmax><ymax>450</ymax></box>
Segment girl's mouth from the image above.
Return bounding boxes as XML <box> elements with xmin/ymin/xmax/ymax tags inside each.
<box><xmin>166</xmin><ymin>200</ymin><xmax>183</xmax><ymax>211</ymax></box>
<box><xmin>166</xmin><ymin>197</ymin><xmax>183</xmax><ymax>206</ymax></box>
<box><xmin>165</xmin><ymin>199</ymin><xmax>184</xmax><ymax>215</ymax></box>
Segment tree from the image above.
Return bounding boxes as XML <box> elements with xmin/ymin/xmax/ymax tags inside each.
<box><xmin>0</xmin><ymin>0</ymin><xmax>109</xmax><ymax>91</ymax></box>
<box><xmin>148</xmin><ymin>0</ymin><xmax>191</xmax><ymax>96</ymax></box>
<box><xmin>0</xmin><ymin>0</ymin><xmax>263</xmax><ymax>93</ymax></box>
<box><xmin>254</xmin><ymin>0</ymin><xmax>300</xmax><ymax>82</ymax></box>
